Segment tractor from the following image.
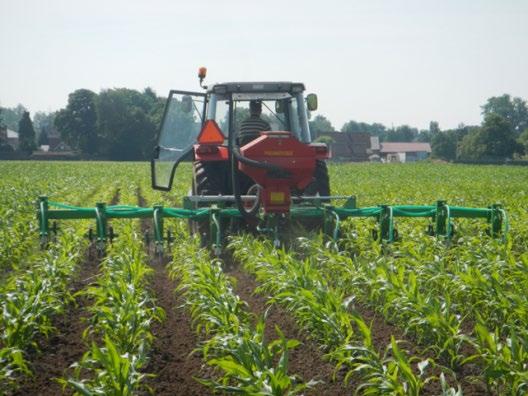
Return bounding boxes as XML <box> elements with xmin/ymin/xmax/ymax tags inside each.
<box><xmin>37</xmin><ymin>68</ymin><xmax>508</xmax><ymax>255</ymax></box>
<box><xmin>151</xmin><ymin>68</ymin><xmax>334</xmax><ymax>249</ymax></box>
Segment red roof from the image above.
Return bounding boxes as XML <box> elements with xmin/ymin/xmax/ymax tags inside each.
<box><xmin>380</xmin><ymin>142</ymin><xmax>431</xmax><ymax>153</ymax></box>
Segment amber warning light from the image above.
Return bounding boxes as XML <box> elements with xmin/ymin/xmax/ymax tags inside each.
<box><xmin>198</xmin><ymin>66</ymin><xmax>207</xmax><ymax>80</ymax></box>
<box><xmin>197</xmin><ymin>120</ymin><xmax>225</xmax><ymax>144</ymax></box>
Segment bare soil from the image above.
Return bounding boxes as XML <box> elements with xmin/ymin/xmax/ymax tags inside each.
<box><xmin>138</xmin><ymin>190</ymin><xmax>212</xmax><ymax>395</ymax></box>
<box><xmin>140</xmin><ymin>255</ymin><xmax>212</xmax><ymax>396</ymax></box>
<box><xmin>12</xmin><ymin>249</ymin><xmax>100</xmax><ymax>396</ymax></box>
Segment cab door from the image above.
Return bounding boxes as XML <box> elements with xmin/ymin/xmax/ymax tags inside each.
<box><xmin>151</xmin><ymin>90</ymin><xmax>206</xmax><ymax>191</ymax></box>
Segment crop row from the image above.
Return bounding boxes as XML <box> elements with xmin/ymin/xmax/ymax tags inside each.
<box><xmin>0</xmin><ymin>180</ymin><xmax>118</xmax><ymax>390</ymax></box>
<box><xmin>169</xmin><ymin>228</ymin><xmax>310</xmax><ymax>394</ymax></box>
<box><xmin>61</xmin><ymin>184</ymin><xmax>163</xmax><ymax>395</ymax></box>
<box><xmin>230</xmin><ymin>236</ymin><xmax>462</xmax><ymax>395</ymax></box>
<box><xmin>295</xmin><ymin>233</ymin><xmax>528</xmax><ymax>394</ymax></box>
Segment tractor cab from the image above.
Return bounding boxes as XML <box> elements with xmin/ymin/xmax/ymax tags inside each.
<box><xmin>152</xmin><ymin>80</ymin><xmax>321</xmax><ymax>192</ymax></box>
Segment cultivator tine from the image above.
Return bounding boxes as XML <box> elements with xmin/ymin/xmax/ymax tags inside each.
<box><xmin>378</xmin><ymin>205</ymin><xmax>395</xmax><ymax>243</ymax></box>
<box><xmin>37</xmin><ymin>196</ymin><xmax>50</xmax><ymax>249</ymax></box>
<box><xmin>143</xmin><ymin>227</ymin><xmax>151</xmax><ymax>247</ymax></box>
<box><xmin>489</xmin><ymin>204</ymin><xmax>508</xmax><ymax>240</ymax></box>
<box><xmin>95</xmin><ymin>202</ymin><xmax>108</xmax><ymax>255</ymax></box>
<box><xmin>153</xmin><ymin>205</ymin><xmax>164</xmax><ymax>256</ymax></box>
<box><xmin>323</xmin><ymin>205</ymin><xmax>341</xmax><ymax>241</ymax></box>
<box><xmin>435</xmin><ymin>200</ymin><xmax>452</xmax><ymax>239</ymax></box>
<box><xmin>209</xmin><ymin>207</ymin><xmax>222</xmax><ymax>256</ymax></box>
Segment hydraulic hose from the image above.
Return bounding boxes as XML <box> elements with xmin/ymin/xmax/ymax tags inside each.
<box><xmin>229</xmin><ymin>127</ymin><xmax>290</xmax><ymax>220</ymax></box>
<box><xmin>229</xmin><ymin>127</ymin><xmax>254</xmax><ymax>221</ymax></box>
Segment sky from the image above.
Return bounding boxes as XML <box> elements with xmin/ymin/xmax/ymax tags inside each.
<box><xmin>1</xmin><ymin>0</ymin><xmax>527</xmax><ymax>130</ymax></box>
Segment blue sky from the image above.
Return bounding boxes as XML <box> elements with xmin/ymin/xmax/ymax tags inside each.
<box><xmin>1</xmin><ymin>0</ymin><xmax>527</xmax><ymax>130</ymax></box>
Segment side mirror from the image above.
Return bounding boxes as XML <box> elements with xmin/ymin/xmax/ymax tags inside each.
<box><xmin>182</xmin><ymin>95</ymin><xmax>193</xmax><ymax>113</ymax></box>
<box><xmin>275</xmin><ymin>100</ymin><xmax>285</xmax><ymax>114</ymax></box>
<box><xmin>306</xmin><ymin>93</ymin><xmax>318</xmax><ymax>111</ymax></box>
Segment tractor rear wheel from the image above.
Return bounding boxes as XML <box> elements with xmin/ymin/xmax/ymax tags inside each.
<box><xmin>297</xmin><ymin>160</ymin><xmax>331</xmax><ymax>231</ymax></box>
<box><xmin>304</xmin><ymin>160</ymin><xmax>330</xmax><ymax>198</ymax></box>
<box><xmin>189</xmin><ymin>161</ymin><xmax>228</xmax><ymax>245</ymax></box>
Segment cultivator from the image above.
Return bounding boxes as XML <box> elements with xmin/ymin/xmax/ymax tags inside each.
<box><xmin>36</xmin><ymin>71</ymin><xmax>509</xmax><ymax>254</ymax></box>
<box><xmin>37</xmin><ymin>195</ymin><xmax>508</xmax><ymax>255</ymax></box>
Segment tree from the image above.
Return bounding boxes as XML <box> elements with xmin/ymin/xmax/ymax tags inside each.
<box><xmin>0</xmin><ymin>104</ymin><xmax>27</xmax><ymax>131</ymax></box>
<box><xmin>314</xmin><ymin>135</ymin><xmax>335</xmax><ymax>145</ymax></box>
<box><xmin>0</xmin><ymin>108</ymin><xmax>13</xmax><ymax>152</ymax></box>
<box><xmin>517</xmin><ymin>128</ymin><xmax>528</xmax><ymax>156</ymax></box>
<box><xmin>429</xmin><ymin>121</ymin><xmax>440</xmax><ymax>134</ymax></box>
<box><xmin>341</xmin><ymin>120</ymin><xmax>387</xmax><ymax>140</ymax></box>
<box><xmin>18</xmin><ymin>111</ymin><xmax>37</xmax><ymax>154</ymax></box>
<box><xmin>385</xmin><ymin>125</ymin><xmax>418</xmax><ymax>142</ymax></box>
<box><xmin>309</xmin><ymin>115</ymin><xmax>334</xmax><ymax>139</ymax></box>
<box><xmin>481</xmin><ymin>94</ymin><xmax>528</xmax><ymax>134</ymax></box>
<box><xmin>96</xmin><ymin>88</ymin><xmax>158</xmax><ymax>160</ymax></box>
<box><xmin>417</xmin><ymin>121</ymin><xmax>441</xmax><ymax>143</ymax></box>
<box><xmin>342</xmin><ymin>120</ymin><xmax>365</xmax><ymax>134</ymax></box>
<box><xmin>431</xmin><ymin>131</ymin><xmax>457</xmax><ymax>160</ymax></box>
<box><xmin>55</xmin><ymin>89</ymin><xmax>98</xmax><ymax>154</ymax></box>
<box><xmin>458</xmin><ymin>114</ymin><xmax>520</xmax><ymax>160</ymax></box>
<box><xmin>33</xmin><ymin>111</ymin><xmax>56</xmax><ymax>134</ymax></box>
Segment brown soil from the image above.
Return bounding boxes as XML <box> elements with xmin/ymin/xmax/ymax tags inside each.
<box><xmin>140</xmin><ymin>256</ymin><xmax>212</xmax><ymax>396</ymax></box>
<box><xmin>138</xmin><ymin>189</ymin><xmax>211</xmax><ymax>396</ymax></box>
<box><xmin>226</xmin><ymin>267</ymin><xmax>353</xmax><ymax>396</ymax></box>
<box><xmin>11</xmin><ymin>249</ymin><xmax>100</xmax><ymax>396</ymax></box>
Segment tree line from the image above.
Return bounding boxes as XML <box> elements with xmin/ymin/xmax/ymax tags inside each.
<box><xmin>1</xmin><ymin>91</ymin><xmax>527</xmax><ymax>161</ymax></box>
<box><xmin>309</xmin><ymin>94</ymin><xmax>528</xmax><ymax>161</ymax></box>
<box><xmin>0</xmin><ymin>87</ymin><xmax>164</xmax><ymax>160</ymax></box>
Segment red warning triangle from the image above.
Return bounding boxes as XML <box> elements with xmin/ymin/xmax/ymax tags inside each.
<box><xmin>197</xmin><ymin>120</ymin><xmax>225</xmax><ymax>144</ymax></box>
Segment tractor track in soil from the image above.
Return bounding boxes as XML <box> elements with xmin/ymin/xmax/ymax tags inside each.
<box><xmin>11</xmin><ymin>189</ymin><xmax>121</xmax><ymax>396</ymax></box>
<box><xmin>138</xmin><ymin>190</ymin><xmax>211</xmax><ymax>396</ymax></box>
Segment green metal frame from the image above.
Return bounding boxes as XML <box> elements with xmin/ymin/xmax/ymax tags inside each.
<box><xmin>37</xmin><ymin>195</ymin><xmax>509</xmax><ymax>253</ymax></box>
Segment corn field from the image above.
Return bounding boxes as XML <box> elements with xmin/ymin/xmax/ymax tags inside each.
<box><xmin>0</xmin><ymin>161</ymin><xmax>527</xmax><ymax>395</ymax></box>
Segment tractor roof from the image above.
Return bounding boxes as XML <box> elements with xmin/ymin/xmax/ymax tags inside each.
<box><xmin>208</xmin><ymin>81</ymin><xmax>305</xmax><ymax>95</ymax></box>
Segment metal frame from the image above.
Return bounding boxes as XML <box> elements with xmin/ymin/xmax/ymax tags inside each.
<box><xmin>38</xmin><ymin>195</ymin><xmax>508</xmax><ymax>255</ymax></box>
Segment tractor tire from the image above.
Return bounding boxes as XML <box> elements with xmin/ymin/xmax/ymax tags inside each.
<box><xmin>194</xmin><ymin>161</ymin><xmax>227</xmax><ymax>196</ymax></box>
<box><xmin>297</xmin><ymin>160</ymin><xmax>331</xmax><ymax>231</ymax></box>
<box><xmin>303</xmin><ymin>160</ymin><xmax>331</xmax><ymax>198</ymax></box>
<box><xmin>190</xmin><ymin>161</ymin><xmax>228</xmax><ymax>246</ymax></box>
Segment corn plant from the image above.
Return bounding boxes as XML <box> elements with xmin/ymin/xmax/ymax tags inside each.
<box><xmin>0</xmin><ymin>231</ymin><xmax>84</xmax><ymax>386</ymax></box>
<box><xmin>171</xmin><ymin>233</ymin><xmax>308</xmax><ymax>395</ymax></box>
<box><xmin>463</xmin><ymin>322</ymin><xmax>528</xmax><ymax>394</ymax></box>
<box><xmin>230</xmin><ymin>235</ymin><xmax>459</xmax><ymax>394</ymax></box>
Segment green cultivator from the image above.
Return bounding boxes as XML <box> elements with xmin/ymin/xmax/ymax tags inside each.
<box><xmin>36</xmin><ymin>72</ymin><xmax>509</xmax><ymax>254</ymax></box>
<box><xmin>38</xmin><ymin>196</ymin><xmax>508</xmax><ymax>256</ymax></box>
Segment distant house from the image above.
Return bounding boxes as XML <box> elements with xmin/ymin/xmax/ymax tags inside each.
<box><xmin>0</xmin><ymin>128</ymin><xmax>19</xmax><ymax>150</ymax></box>
<box><xmin>380</xmin><ymin>142</ymin><xmax>431</xmax><ymax>163</ymax></box>
<box><xmin>317</xmin><ymin>131</ymin><xmax>371</xmax><ymax>161</ymax></box>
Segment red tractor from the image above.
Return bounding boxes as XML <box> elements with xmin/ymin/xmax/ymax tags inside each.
<box><xmin>151</xmin><ymin>68</ymin><xmax>333</xmax><ymax>248</ymax></box>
